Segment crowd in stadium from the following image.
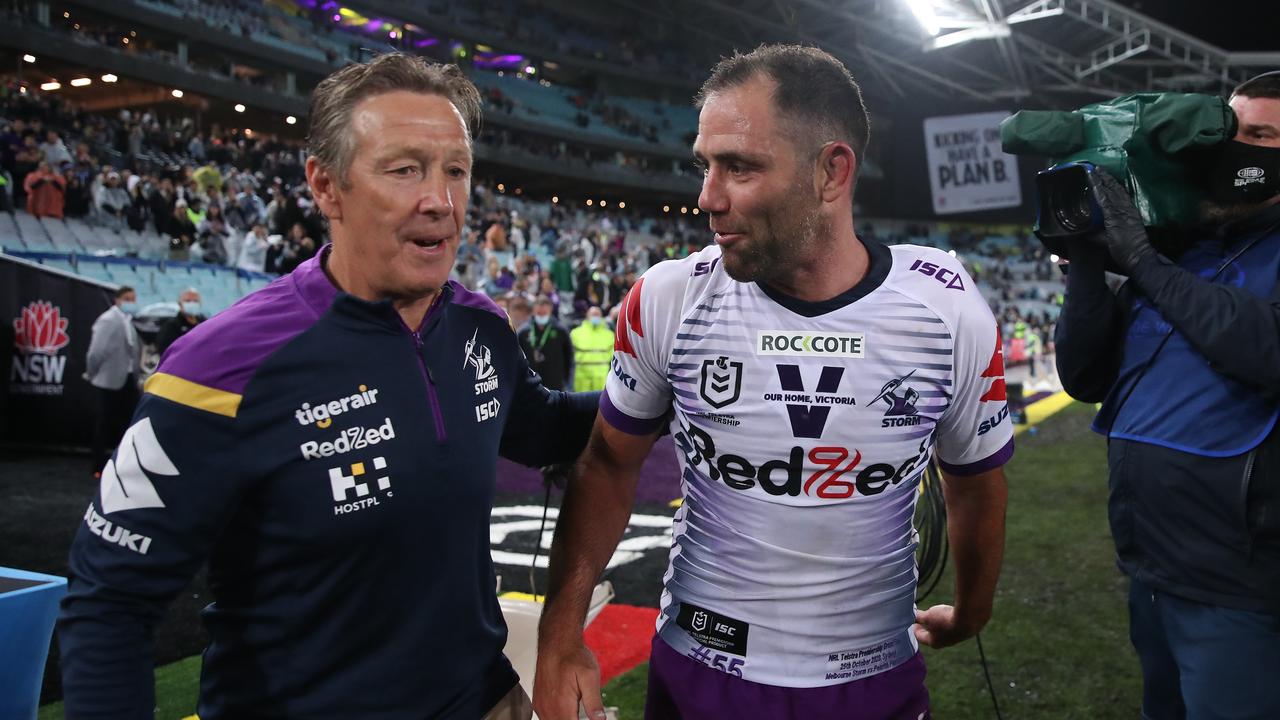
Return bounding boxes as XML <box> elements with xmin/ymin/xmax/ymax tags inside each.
<box><xmin>0</xmin><ymin>73</ymin><xmax>1062</xmax><ymax>388</ymax></box>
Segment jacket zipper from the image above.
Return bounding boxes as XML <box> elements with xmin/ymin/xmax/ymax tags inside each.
<box><xmin>405</xmin><ymin>299</ymin><xmax>447</xmax><ymax>443</ymax></box>
<box><xmin>411</xmin><ymin>332</ymin><xmax>447</xmax><ymax>443</ymax></box>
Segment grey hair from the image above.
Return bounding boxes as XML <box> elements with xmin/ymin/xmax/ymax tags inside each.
<box><xmin>307</xmin><ymin>53</ymin><xmax>483</xmax><ymax>187</ymax></box>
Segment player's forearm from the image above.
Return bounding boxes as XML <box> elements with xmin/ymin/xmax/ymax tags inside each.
<box><xmin>538</xmin><ymin>444</ymin><xmax>638</xmax><ymax>642</ymax></box>
<box><xmin>941</xmin><ymin>470</ymin><xmax>1007</xmax><ymax>630</ymax></box>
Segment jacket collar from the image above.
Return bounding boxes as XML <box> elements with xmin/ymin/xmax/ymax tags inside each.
<box><xmin>293</xmin><ymin>243</ymin><xmax>456</xmax><ymax>334</ymax></box>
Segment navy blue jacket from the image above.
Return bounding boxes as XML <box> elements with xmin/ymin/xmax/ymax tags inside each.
<box><xmin>58</xmin><ymin>248</ymin><xmax>599</xmax><ymax>718</ymax></box>
<box><xmin>1056</xmin><ymin>206</ymin><xmax>1280</xmax><ymax>614</ymax></box>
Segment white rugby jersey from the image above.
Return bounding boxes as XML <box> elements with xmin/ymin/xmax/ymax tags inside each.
<box><xmin>601</xmin><ymin>239</ymin><xmax>1014</xmax><ymax>688</ymax></box>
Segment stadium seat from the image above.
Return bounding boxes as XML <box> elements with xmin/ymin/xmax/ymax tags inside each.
<box><xmin>14</xmin><ymin>213</ymin><xmax>55</xmax><ymax>252</ymax></box>
<box><xmin>39</xmin><ymin>217</ymin><xmax>85</xmax><ymax>253</ymax></box>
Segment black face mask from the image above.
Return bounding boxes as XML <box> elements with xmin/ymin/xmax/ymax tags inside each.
<box><xmin>1209</xmin><ymin>140</ymin><xmax>1280</xmax><ymax>205</ymax></box>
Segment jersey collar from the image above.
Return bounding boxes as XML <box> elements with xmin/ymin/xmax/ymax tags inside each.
<box><xmin>755</xmin><ymin>238</ymin><xmax>892</xmax><ymax>318</ymax></box>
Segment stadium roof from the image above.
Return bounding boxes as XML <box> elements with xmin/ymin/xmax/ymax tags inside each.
<box><xmin>595</xmin><ymin>0</ymin><xmax>1279</xmax><ymax>108</ymax></box>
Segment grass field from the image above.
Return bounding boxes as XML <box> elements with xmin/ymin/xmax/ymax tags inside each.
<box><xmin>39</xmin><ymin>402</ymin><xmax>1140</xmax><ymax>719</ymax></box>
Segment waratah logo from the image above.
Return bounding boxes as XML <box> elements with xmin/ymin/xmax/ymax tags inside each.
<box><xmin>14</xmin><ymin>301</ymin><xmax>70</xmax><ymax>354</ymax></box>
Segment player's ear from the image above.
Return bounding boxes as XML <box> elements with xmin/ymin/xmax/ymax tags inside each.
<box><xmin>816</xmin><ymin>141</ymin><xmax>856</xmax><ymax>204</ymax></box>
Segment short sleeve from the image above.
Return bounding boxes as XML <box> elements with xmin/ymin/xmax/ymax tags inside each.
<box><xmin>601</xmin><ymin>266</ymin><xmax>681</xmax><ymax>435</ymax></box>
<box><xmin>934</xmin><ymin>298</ymin><xmax>1015</xmax><ymax>475</ymax></box>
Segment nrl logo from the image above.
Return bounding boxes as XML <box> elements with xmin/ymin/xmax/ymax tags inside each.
<box><xmin>699</xmin><ymin>356</ymin><xmax>743</xmax><ymax>409</ymax></box>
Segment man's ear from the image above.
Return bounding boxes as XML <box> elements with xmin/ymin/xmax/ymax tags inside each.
<box><xmin>306</xmin><ymin>156</ymin><xmax>342</xmax><ymax>223</ymax></box>
<box><xmin>815</xmin><ymin>141</ymin><xmax>857</xmax><ymax>204</ymax></box>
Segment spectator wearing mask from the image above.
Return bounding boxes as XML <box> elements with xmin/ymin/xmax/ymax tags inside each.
<box><xmin>569</xmin><ymin>305</ymin><xmax>612</xmax><ymax>392</ymax></box>
<box><xmin>23</xmin><ymin>161</ymin><xmax>66</xmax><ymax>218</ymax></box>
<box><xmin>518</xmin><ymin>295</ymin><xmax>573</xmax><ymax>391</ymax></box>
<box><xmin>156</xmin><ymin>288</ymin><xmax>206</xmax><ymax>355</ymax></box>
<box><xmin>84</xmin><ymin>286</ymin><xmax>141</xmax><ymax>473</ymax></box>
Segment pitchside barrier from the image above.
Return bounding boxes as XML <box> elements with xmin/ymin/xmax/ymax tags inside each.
<box><xmin>1</xmin><ymin>252</ymin><xmax>115</xmax><ymax>450</ymax></box>
<box><xmin>0</xmin><ymin>567</ymin><xmax>66</xmax><ymax>720</ymax></box>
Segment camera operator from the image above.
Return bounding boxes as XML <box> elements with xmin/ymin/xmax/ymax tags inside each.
<box><xmin>1056</xmin><ymin>73</ymin><xmax>1280</xmax><ymax>718</ymax></box>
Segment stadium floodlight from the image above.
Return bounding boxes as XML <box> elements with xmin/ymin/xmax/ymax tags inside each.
<box><xmin>70</xmin><ymin>78</ymin><xmax>91</xmax><ymax>87</ymax></box>
<box><xmin>663</xmin><ymin>205</ymin><xmax>670</xmax><ymax>213</ymax></box>
<box><xmin>692</xmin><ymin>208</ymin><xmax>700</xmax><ymax>215</ymax></box>
<box><xmin>618</xmin><ymin>201</ymin><xmax>626</xmax><ymax>209</ymax></box>
<box><xmin>101</xmin><ymin>74</ymin><xmax>118</xmax><ymax>83</ymax></box>
<box><xmin>552</xmin><ymin>196</ymin><xmax>559</xmax><ymax>204</ymax></box>
<box><xmin>680</xmin><ymin>206</ymin><xmax>688</xmax><ymax>214</ymax></box>
<box><xmin>40</xmin><ymin>81</ymin><xmax>60</xmax><ymax>91</ymax></box>
<box><xmin>600</xmin><ymin>200</ymin><xmax>608</xmax><ymax>207</ymax></box>
<box><xmin>22</xmin><ymin>54</ymin><xmax>35</xmax><ymax>63</ymax></box>
<box><xmin>524</xmin><ymin>65</ymin><xmax>536</xmax><ymax>75</ymax></box>
<box><xmin>904</xmin><ymin>0</ymin><xmax>941</xmax><ymax>36</ymax></box>
<box><xmin>389</xmin><ymin>31</ymin><xmax>397</xmax><ymax>39</ymax></box>
<box><xmin>171</xmin><ymin>89</ymin><xmax>183</xmax><ymax>98</ymax></box>
<box><xmin>234</xmin><ymin>103</ymin><xmax>245</xmax><ymax>113</ymax></box>
<box><xmin>286</xmin><ymin>116</ymin><xmax>297</xmax><ymax>125</ymax></box>
<box><xmin>586</xmin><ymin>199</ymin><xmax>593</xmax><ymax>206</ymax></box>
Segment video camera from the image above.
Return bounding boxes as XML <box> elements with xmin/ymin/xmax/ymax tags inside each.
<box><xmin>1000</xmin><ymin>92</ymin><xmax>1236</xmax><ymax>259</ymax></box>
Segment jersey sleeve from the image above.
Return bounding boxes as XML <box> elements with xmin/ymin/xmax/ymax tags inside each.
<box><xmin>601</xmin><ymin>261</ymin><xmax>684</xmax><ymax>435</ymax></box>
<box><xmin>58</xmin><ymin>378</ymin><xmax>252</xmax><ymax>718</ymax></box>
<box><xmin>934</xmin><ymin>282</ymin><xmax>1015</xmax><ymax>476</ymax></box>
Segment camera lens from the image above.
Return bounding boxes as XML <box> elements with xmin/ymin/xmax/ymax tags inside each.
<box><xmin>1050</xmin><ymin>182</ymin><xmax>1094</xmax><ymax>233</ymax></box>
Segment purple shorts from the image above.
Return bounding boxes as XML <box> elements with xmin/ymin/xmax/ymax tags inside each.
<box><xmin>644</xmin><ymin>635</ymin><xmax>931</xmax><ymax>720</ymax></box>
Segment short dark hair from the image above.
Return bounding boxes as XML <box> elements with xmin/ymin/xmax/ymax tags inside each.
<box><xmin>115</xmin><ymin>286</ymin><xmax>135</xmax><ymax>300</ymax></box>
<box><xmin>696</xmin><ymin>44</ymin><xmax>870</xmax><ymax>163</ymax></box>
<box><xmin>1233</xmin><ymin>71</ymin><xmax>1280</xmax><ymax>101</ymax></box>
<box><xmin>308</xmin><ymin>52</ymin><xmax>482</xmax><ymax>186</ymax></box>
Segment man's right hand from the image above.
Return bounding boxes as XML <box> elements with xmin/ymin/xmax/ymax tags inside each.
<box><xmin>532</xmin><ymin>635</ymin><xmax>607</xmax><ymax>720</ymax></box>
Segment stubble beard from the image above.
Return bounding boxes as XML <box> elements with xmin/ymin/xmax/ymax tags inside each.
<box><xmin>720</xmin><ymin>191</ymin><xmax>825</xmax><ymax>286</ymax></box>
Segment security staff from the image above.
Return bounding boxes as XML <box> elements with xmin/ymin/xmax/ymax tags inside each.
<box><xmin>569</xmin><ymin>305</ymin><xmax>613</xmax><ymax>392</ymax></box>
<box><xmin>518</xmin><ymin>295</ymin><xmax>573</xmax><ymax>391</ymax></box>
<box><xmin>1056</xmin><ymin>72</ymin><xmax>1280</xmax><ymax>719</ymax></box>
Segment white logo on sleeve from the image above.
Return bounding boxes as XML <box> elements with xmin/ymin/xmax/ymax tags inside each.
<box><xmin>464</xmin><ymin>328</ymin><xmax>497</xmax><ymax>383</ymax></box>
<box><xmin>99</xmin><ymin>417</ymin><xmax>177</xmax><ymax>514</ymax></box>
